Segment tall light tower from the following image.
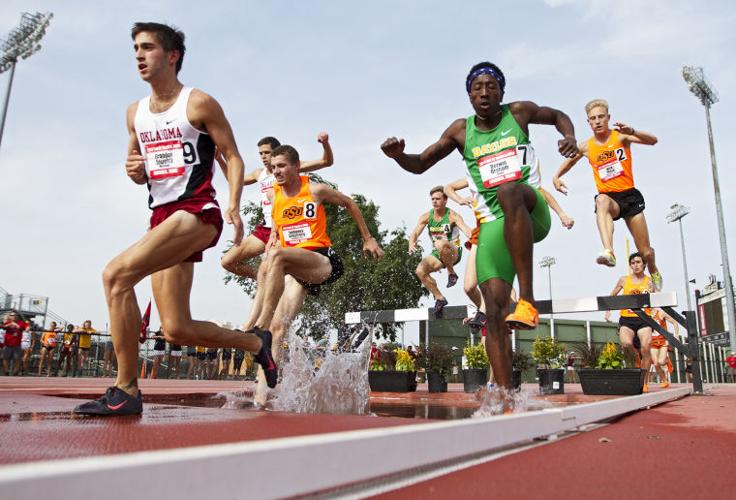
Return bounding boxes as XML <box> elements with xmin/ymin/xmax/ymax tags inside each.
<box><xmin>682</xmin><ymin>66</ymin><xmax>736</xmax><ymax>354</ymax></box>
<box><xmin>539</xmin><ymin>256</ymin><xmax>556</xmax><ymax>337</ymax></box>
<box><xmin>666</xmin><ymin>203</ymin><xmax>693</xmax><ymax>312</ymax></box>
<box><xmin>0</xmin><ymin>11</ymin><xmax>53</xmax><ymax>152</ymax></box>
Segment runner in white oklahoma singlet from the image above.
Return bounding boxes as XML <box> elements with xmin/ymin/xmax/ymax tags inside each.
<box><xmin>134</xmin><ymin>87</ymin><xmax>218</xmax><ymax>209</ymax></box>
<box><xmin>257</xmin><ymin>167</ymin><xmax>275</xmax><ymax>228</ymax></box>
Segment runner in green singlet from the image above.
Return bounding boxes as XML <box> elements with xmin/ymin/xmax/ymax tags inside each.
<box><xmin>381</xmin><ymin>62</ymin><xmax>578</xmax><ymax>391</ymax></box>
<box><xmin>408</xmin><ymin>186</ymin><xmax>472</xmax><ymax>315</ymax></box>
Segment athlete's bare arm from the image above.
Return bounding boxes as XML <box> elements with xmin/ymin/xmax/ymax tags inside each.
<box><xmin>551</xmin><ymin>143</ymin><xmax>586</xmax><ymax>195</ymax></box>
<box><xmin>188</xmin><ymin>90</ymin><xmax>245</xmax><ymax>245</ymax></box>
<box><xmin>125</xmin><ymin>102</ymin><xmax>147</xmax><ymax>185</ymax></box>
<box><xmin>311</xmin><ymin>183</ymin><xmax>383</xmax><ymax>259</ymax></box>
<box><xmin>299</xmin><ymin>132</ymin><xmax>334</xmax><ymax>173</ymax></box>
<box><xmin>614</xmin><ymin>122</ymin><xmax>658</xmax><ymax>146</ymax></box>
<box><xmin>381</xmin><ymin>119</ymin><xmax>465</xmax><ymax>174</ymax></box>
<box><xmin>449</xmin><ymin>210</ymin><xmax>473</xmax><ymax>239</ymax></box>
<box><xmin>444</xmin><ymin>178</ymin><xmax>472</xmax><ymax>207</ymax></box>
<box><xmin>509</xmin><ymin>101</ymin><xmax>578</xmax><ymax>158</ymax></box>
<box><xmin>538</xmin><ymin>187</ymin><xmax>574</xmax><ymax>229</ymax></box>
<box><xmin>408</xmin><ymin>212</ymin><xmax>430</xmax><ymax>254</ymax></box>
<box><xmin>604</xmin><ymin>276</ymin><xmax>626</xmax><ymax>321</ymax></box>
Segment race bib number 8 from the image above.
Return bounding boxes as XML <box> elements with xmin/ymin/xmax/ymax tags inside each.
<box><xmin>146</xmin><ymin>140</ymin><xmax>186</xmax><ymax>180</ymax></box>
<box><xmin>478</xmin><ymin>149</ymin><xmax>522</xmax><ymax>188</ymax></box>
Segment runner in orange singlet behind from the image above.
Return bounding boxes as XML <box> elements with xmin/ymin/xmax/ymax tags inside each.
<box><xmin>651</xmin><ymin>308</ymin><xmax>678</xmax><ymax>388</ymax></box>
<box><xmin>552</xmin><ymin>99</ymin><xmax>662</xmax><ymax>291</ymax></box>
<box><xmin>605</xmin><ymin>252</ymin><xmax>655</xmax><ymax>392</ymax></box>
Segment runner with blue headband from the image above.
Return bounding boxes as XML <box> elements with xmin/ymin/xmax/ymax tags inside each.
<box><xmin>381</xmin><ymin>61</ymin><xmax>578</xmax><ymax>398</ymax></box>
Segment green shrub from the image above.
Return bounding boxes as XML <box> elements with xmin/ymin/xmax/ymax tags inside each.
<box><xmin>531</xmin><ymin>336</ymin><xmax>566</xmax><ymax>369</ymax></box>
<box><xmin>597</xmin><ymin>342</ymin><xmax>625</xmax><ymax>369</ymax></box>
<box><xmin>463</xmin><ymin>342</ymin><xmax>489</xmax><ymax>369</ymax></box>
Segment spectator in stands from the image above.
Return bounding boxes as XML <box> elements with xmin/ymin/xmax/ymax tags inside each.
<box><xmin>186</xmin><ymin>345</ymin><xmax>198</xmax><ymax>379</ymax></box>
<box><xmin>102</xmin><ymin>329</ymin><xmax>115</xmax><ymax>377</ymax></box>
<box><xmin>196</xmin><ymin>346</ymin><xmax>206</xmax><ymax>379</ymax></box>
<box><xmin>58</xmin><ymin>324</ymin><xmax>77</xmax><ymax>376</ymax></box>
<box><xmin>2</xmin><ymin>311</ymin><xmax>27</xmax><ymax>375</ymax></box>
<box><xmin>149</xmin><ymin>329</ymin><xmax>166</xmax><ymax>379</ymax></box>
<box><xmin>566</xmin><ymin>351</ymin><xmax>577</xmax><ymax>383</ymax></box>
<box><xmin>219</xmin><ymin>348</ymin><xmax>232</xmax><ymax>379</ymax></box>
<box><xmin>206</xmin><ymin>347</ymin><xmax>218</xmax><ymax>379</ymax></box>
<box><xmin>74</xmin><ymin>320</ymin><xmax>96</xmax><ymax>377</ymax></box>
<box><xmin>38</xmin><ymin>322</ymin><xmax>58</xmax><ymax>377</ymax></box>
<box><xmin>725</xmin><ymin>351</ymin><xmax>736</xmax><ymax>383</ymax></box>
<box><xmin>232</xmin><ymin>349</ymin><xmax>245</xmax><ymax>380</ymax></box>
<box><xmin>20</xmin><ymin>322</ymin><xmax>35</xmax><ymax>374</ymax></box>
<box><xmin>168</xmin><ymin>343</ymin><xmax>182</xmax><ymax>379</ymax></box>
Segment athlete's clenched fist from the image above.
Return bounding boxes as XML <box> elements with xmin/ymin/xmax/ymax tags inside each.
<box><xmin>126</xmin><ymin>149</ymin><xmax>147</xmax><ymax>184</ymax></box>
<box><xmin>380</xmin><ymin>137</ymin><xmax>405</xmax><ymax>159</ymax></box>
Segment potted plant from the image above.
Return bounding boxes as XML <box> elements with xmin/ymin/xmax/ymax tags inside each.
<box><xmin>577</xmin><ymin>342</ymin><xmax>645</xmax><ymax>395</ymax></box>
<box><xmin>531</xmin><ymin>336</ymin><xmax>566</xmax><ymax>394</ymax></box>
<box><xmin>368</xmin><ymin>345</ymin><xmax>417</xmax><ymax>392</ymax></box>
<box><xmin>511</xmin><ymin>350</ymin><xmax>533</xmax><ymax>390</ymax></box>
<box><xmin>416</xmin><ymin>343</ymin><xmax>454</xmax><ymax>393</ymax></box>
<box><xmin>462</xmin><ymin>342</ymin><xmax>489</xmax><ymax>393</ymax></box>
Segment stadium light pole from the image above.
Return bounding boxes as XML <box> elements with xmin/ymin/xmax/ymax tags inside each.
<box><xmin>666</xmin><ymin>203</ymin><xmax>693</xmax><ymax>312</ymax></box>
<box><xmin>0</xmin><ymin>11</ymin><xmax>53</xmax><ymax>153</ymax></box>
<box><xmin>682</xmin><ymin>66</ymin><xmax>736</xmax><ymax>354</ymax></box>
<box><xmin>540</xmin><ymin>256</ymin><xmax>556</xmax><ymax>337</ymax></box>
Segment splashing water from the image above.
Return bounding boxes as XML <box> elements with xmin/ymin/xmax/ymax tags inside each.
<box><xmin>472</xmin><ymin>386</ymin><xmax>550</xmax><ymax>417</ymax></box>
<box><xmin>217</xmin><ymin>391</ymin><xmax>253</xmax><ymax>410</ymax></box>
<box><xmin>271</xmin><ymin>328</ymin><xmax>372</xmax><ymax>415</ymax></box>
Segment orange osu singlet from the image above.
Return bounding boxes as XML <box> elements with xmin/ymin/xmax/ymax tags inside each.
<box><xmin>586</xmin><ymin>130</ymin><xmax>634</xmax><ymax>193</ymax></box>
<box><xmin>272</xmin><ymin>176</ymin><xmax>332</xmax><ymax>249</ymax></box>
<box><xmin>620</xmin><ymin>274</ymin><xmax>652</xmax><ymax>317</ymax></box>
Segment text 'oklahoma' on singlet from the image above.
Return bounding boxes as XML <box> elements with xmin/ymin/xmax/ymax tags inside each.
<box><xmin>463</xmin><ymin>105</ymin><xmax>541</xmax><ymax>222</ymax></box>
<box><xmin>271</xmin><ymin>175</ymin><xmax>332</xmax><ymax>249</ymax></box>
<box><xmin>427</xmin><ymin>208</ymin><xmax>461</xmax><ymax>249</ymax></box>
<box><xmin>134</xmin><ymin>87</ymin><xmax>217</xmax><ymax>209</ymax></box>
<box><xmin>585</xmin><ymin>130</ymin><xmax>634</xmax><ymax>193</ymax></box>
<box><xmin>258</xmin><ymin>168</ymin><xmax>275</xmax><ymax>228</ymax></box>
<box><xmin>620</xmin><ymin>274</ymin><xmax>652</xmax><ymax>317</ymax></box>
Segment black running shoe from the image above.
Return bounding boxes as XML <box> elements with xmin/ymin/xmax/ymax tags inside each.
<box><xmin>73</xmin><ymin>386</ymin><xmax>143</xmax><ymax>416</ymax></box>
<box><xmin>468</xmin><ymin>311</ymin><xmax>487</xmax><ymax>330</ymax></box>
<box><xmin>251</xmin><ymin>328</ymin><xmax>278</xmax><ymax>389</ymax></box>
<box><xmin>447</xmin><ymin>273</ymin><xmax>459</xmax><ymax>288</ymax></box>
<box><xmin>434</xmin><ymin>298</ymin><xmax>448</xmax><ymax>318</ymax></box>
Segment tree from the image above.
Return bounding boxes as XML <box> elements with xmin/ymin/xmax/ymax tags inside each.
<box><xmin>224</xmin><ymin>175</ymin><xmax>427</xmax><ymax>340</ymax></box>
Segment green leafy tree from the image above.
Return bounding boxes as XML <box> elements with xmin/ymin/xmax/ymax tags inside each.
<box><xmin>224</xmin><ymin>175</ymin><xmax>427</xmax><ymax>341</ymax></box>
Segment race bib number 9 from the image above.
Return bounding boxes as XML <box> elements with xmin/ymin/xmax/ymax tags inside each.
<box><xmin>146</xmin><ymin>140</ymin><xmax>186</xmax><ymax>180</ymax></box>
<box><xmin>478</xmin><ymin>149</ymin><xmax>522</xmax><ymax>188</ymax></box>
<box><xmin>282</xmin><ymin>222</ymin><xmax>313</xmax><ymax>246</ymax></box>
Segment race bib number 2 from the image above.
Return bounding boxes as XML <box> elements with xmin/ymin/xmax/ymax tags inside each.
<box><xmin>146</xmin><ymin>140</ymin><xmax>186</xmax><ymax>180</ymax></box>
<box><xmin>478</xmin><ymin>149</ymin><xmax>522</xmax><ymax>188</ymax></box>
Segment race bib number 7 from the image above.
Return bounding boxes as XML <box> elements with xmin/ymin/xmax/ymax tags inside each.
<box><xmin>146</xmin><ymin>140</ymin><xmax>186</xmax><ymax>180</ymax></box>
<box><xmin>478</xmin><ymin>149</ymin><xmax>522</xmax><ymax>188</ymax></box>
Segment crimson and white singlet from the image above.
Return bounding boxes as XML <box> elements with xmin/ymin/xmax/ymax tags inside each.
<box><xmin>134</xmin><ymin>87</ymin><xmax>217</xmax><ymax>209</ymax></box>
<box><xmin>258</xmin><ymin>168</ymin><xmax>275</xmax><ymax>228</ymax></box>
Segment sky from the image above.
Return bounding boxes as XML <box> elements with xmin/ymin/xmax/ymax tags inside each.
<box><xmin>1</xmin><ymin>0</ymin><xmax>735</xmax><ymax>343</ymax></box>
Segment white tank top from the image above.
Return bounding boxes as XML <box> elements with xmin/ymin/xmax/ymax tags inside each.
<box><xmin>134</xmin><ymin>87</ymin><xmax>217</xmax><ymax>209</ymax></box>
<box><xmin>466</xmin><ymin>175</ymin><xmax>492</xmax><ymax>224</ymax></box>
<box><xmin>258</xmin><ymin>168</ymin><xmax>275</xmax><ymax>228</ymax></box>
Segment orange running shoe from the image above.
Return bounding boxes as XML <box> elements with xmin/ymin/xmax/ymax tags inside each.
<box><xmin>642</xmin><ymin>384</ymin><xmax>649</xmax><ymax>393</ymax></box>
<box><xmin>660</xmin><ymin>380</ymin><xmax>670</xmax><ymax>389</ymax></box>
<box><xmin>505</xmin><ymin>299</ymin><xmax>539</xmax><ymax>330</ymax></box>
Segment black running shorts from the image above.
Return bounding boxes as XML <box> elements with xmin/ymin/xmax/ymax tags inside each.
<box><xmin>296</xmin><ymin>247</ymin><xmax>344</xmax><ymax>296</ymax></box>
<box><xmin>595</xmin><ymin>188</ymin><xmax>645</xmax><ymax>221</ymax></box>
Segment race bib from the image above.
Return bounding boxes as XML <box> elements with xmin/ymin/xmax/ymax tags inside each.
<box><xmin>478</xmin><ymin>149</ymin><xmax>522</xmax><ymax>188</ymax></box>
<box><xmin>597</xmin><ymin>158</ymin><xmax>623</xmax><ymax>182</ymax></box>
<box><xmin>146</xmin><ymin>140</ymin><xmax>186</xmax><ymax>180</ymax></box>
<box><xmin>282</xmin><ymin>222</ymin><xmax>313</xmax><ymax>246</ymax></box>
<box><xmin>47</xmin><ymin>337</ymin><xmax>57</xmax><ymax>346</ymax></box>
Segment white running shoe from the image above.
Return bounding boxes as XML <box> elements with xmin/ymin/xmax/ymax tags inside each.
<box><xmin>596</xmin><ymin>249</ymin><xmax>617</xmax><ymax>267</ymax></box>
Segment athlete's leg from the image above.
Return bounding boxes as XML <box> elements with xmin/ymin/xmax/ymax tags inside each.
<box><xmin>221</xmin><ymin>235</ymin><xmax>266</xmax><ymax>280</ymax></box>
<box><xmin>415</xmin><ymin>256</ymin><xmax>444</xmax><ymax>301</ymax></box>
<box><xmin>637</xmin><ymin>328</ymin><xmax>653</xmax><ymax>385</ymax></box>
<box><xmin>595</xmin><ymin>194</ymin><xmax>620</xmax><ymax>253</ymax></box>
<box><xmin>480</xmin><ymin>278</ymin><xmax>513</xmax><ymax>388</ymax></box>
<box><xmin>650</xmin><ymin>347</ymin><xmax>666</xmax><ymax>382</ymax></box>
<box><xmin>253</xmin><ymin>246</ymin><xmax>333</xmax><ymax>330</ymax></box>
<box><xmin>434</xmin><ymin>240</ymin><xmax>458</xmax><ymax>275</ymax></box>
<box><xmin>463</xmin><ymin>245</ymin><xmax>483</xmax><ymax>309</ymax></box>
<box><xmin>625</xmin><ymin>213</ymin><xmax>658</xmax><ymax>275</ymax></box>
<box><xmin>618</xmin><ymin>326</ymin><xmax>636</xmax><ymax>359</ymax></box>
<box><xmin>497</xmin><ymin>183</ymin><xmax>538</xmax><ymax>303</ymax></box>
<box><xmin>243</xmin><ymin>259</ymin><xmax>270</xmax><ymax>330</ymax></box>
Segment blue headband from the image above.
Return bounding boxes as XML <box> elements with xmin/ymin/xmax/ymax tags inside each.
<box><xmin>466</xmin><ymin>67</ymin><xmax>505</xmax><ymax>93</ymax></box>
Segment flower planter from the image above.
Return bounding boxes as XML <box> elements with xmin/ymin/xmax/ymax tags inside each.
<box><xmin>427</xmin><ymin>370</ymin><xmax>448</xmax><ymax>393</ymax></box>
<box><xmin>537</xmin><ymin>368</ymin><xmax>565</xmax><ymax>394</ymax></box>
<box><xmin>511</xmin><ymin>369</ymin><xmax>522</xmax><ymax>390</ymax></box>
<box><xmin>462</xmin><ymin>368</ymin><xmax>488</xmax><ymax>393</ymax></box>
<box><xmin>577</xmin><ymin>368</ymin><xmax>645</xmax><ymax>395</ymax></box>
<box><xmin>368</xmin><ymin>370</ymin><xmax>417</xmax><ymax>393</ymax></box>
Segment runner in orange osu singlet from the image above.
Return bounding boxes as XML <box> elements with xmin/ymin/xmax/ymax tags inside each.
<box><xmin>552</xmin><ymin>99</ymin><xmax>663</xmax><ymax>291</ymax></box>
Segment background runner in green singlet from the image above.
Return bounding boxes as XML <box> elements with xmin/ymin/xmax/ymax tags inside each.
<box><xmin>381</xmin><ymin>61</ymin><xmax>578</xmax><ymax>392</ymax></box>
<box><xmin>408</xmin><ymin>186</ymin><xmax>472</xmax><ymax>314</ymax></box>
